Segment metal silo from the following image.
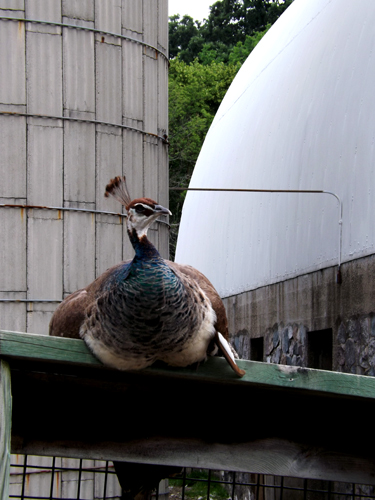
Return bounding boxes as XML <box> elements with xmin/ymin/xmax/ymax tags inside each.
<box><xmin>0</xmin><ymin>0</ymin><xmax>169</xmax><ymax>336</ymax></box>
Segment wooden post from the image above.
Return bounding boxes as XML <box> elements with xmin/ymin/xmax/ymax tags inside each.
<box><xmin>0</xmin><ymin>360</ymin><xmax>11</xmax><ymax>500</ymax></box>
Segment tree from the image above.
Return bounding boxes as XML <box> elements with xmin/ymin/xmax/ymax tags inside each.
<box><xmin>203</xmin><ymin>0</ymin><xmax>245</xmax><ymax>47</ymax></box>
<box><xmin>169</xmin><ymin>0</ymin><xmax>294</xmax><ymax>64</ymax></box>
<box><xmin>228</xmin><ymin>24</ymin><xmax>270</xmax><ymax>65</ymax></box>
<box><xmin>168</xmin><ymin>59</ymin><xmax>240</xmax><ymax>254</ymax></box>
<box><xmin>169</xmin><ymin>14</ymin><xmax>202</xmax><ymax>62</ymax></box>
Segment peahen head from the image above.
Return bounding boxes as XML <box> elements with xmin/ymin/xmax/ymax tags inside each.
<box><xmin>105</xmin><ymin>176</ymin><xmax>171</xmax><ymax>239</ymax></box>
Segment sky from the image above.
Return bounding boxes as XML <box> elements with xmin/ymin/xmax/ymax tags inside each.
<box><xmin>168</xmin><ymin>0</ymin><xmax>213</xmax><ymax>22</ymax></box>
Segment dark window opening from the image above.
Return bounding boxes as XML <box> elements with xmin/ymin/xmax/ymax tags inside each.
<box><xmin>307</xmin><ymin>329</ymin><xmax>333</xmax><ymax>370</ymax></box>
<box><xmin>250</xmin><ymin>337</ymin><xmax>264</xmax><ymax>362</ymax></box>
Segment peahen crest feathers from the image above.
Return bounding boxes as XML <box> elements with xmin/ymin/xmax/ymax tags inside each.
<box><xmin>104</xmin><ymin>175</ymin><xmax>132</xmax><ymax>208</ymax></box>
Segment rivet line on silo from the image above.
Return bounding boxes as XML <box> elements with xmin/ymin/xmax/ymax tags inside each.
<box><xmin>0</xmin><ymin>206</ymin><xmax>169</xmax><ymax>304</ymax></box>
<box><xmin>0</xmin><ymin>112</ymin><xmax>169</xmax><ymax>145</ymax></box>
<box><xmin>0</xmin><ymin>16</ymin><xmax>168</xmax><ymax>62</ymax></box>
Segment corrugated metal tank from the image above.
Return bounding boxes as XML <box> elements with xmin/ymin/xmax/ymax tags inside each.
<box><xmin>0</xmin><ymin>0</ymin><xmax>169</xmax><ymax>335</ymax></box>
<box><xmin>175</xmin><ymin>0</ymin><xmax>375</xmax><ymax>298</ymax></box>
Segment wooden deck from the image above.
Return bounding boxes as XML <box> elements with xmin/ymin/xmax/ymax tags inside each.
<box><xmin>1</xmin><ymin>330</ymin><xmax>375</xmax><ymax>500</ymax></box>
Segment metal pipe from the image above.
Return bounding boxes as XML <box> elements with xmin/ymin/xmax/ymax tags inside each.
<box><xmin>170</xmin><ymin>186</ymin><xmax>343</xmax><ymax>282</ymax></box>
<box><xmin>0</xmin><ymin>202</ymin><xmax>127</xmax><ymax>218</ymax></box>
<box><xmin>0</xmin><ymin>203</ymin><xmax>170</xmax><ymax>226</ymax></box>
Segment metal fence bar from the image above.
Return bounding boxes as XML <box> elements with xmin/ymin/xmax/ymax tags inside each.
<box><xmin>76</xmin><ymin>459</ymin><xmax>83</xmax><ymax>500</ymax></box>
<box><xmin>231</xmin><ymin>472</ymin><xmax>236</xmax><ymax>500</ymax></box>
<box><xmin>8</xmin><ymin>460</ymin><xmax>375</xmax><ymax>500</ymax></box>
<box><xmin>20</xmin><ymin>456</ymin><xmax>27</xmax><ymax>500</ymax></box>
<box><xmin>102</xmin><ymin>462</ymin><xmax>109</xmax><ymax>500</ymax></box>
<box><xmin>49</xmin><ymin>457</ymin><xmax>56</xmax><ymax>500</ymax></box>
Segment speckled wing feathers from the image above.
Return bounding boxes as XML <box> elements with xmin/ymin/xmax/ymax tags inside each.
<box><xmin>50</xmin><ymin>257</ymin><xmax>242</xmax><ymax>375</ymax></box>
<box><xmin>79</xmin><ymin>256</ymin><xmax>217</xmax><ymax>370</ymax></box>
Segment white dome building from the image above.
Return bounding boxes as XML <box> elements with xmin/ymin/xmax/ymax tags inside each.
<box><xmin>175</xmin><ymin>0</ymin><xmax>375</xmax><ymax>374</ymax></box>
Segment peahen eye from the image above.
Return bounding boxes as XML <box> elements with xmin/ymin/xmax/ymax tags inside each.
<box><xmin>135</xmin><ymin>204</ymin><xmax>145</xmax><ymax>213</ymax></box>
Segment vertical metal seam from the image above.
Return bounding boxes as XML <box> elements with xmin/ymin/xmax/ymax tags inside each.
<box><xmin>61</xmin><ymin>16</ymin><xmax>65</xmax><ymax>306</ymax></box>
<box><xmin>94</xmin><ymin>10</ymin><xmax>98</xmax><ymax>281</ymax></box>
<box><xmin>121</xmin><ymin>22</ymin><xmax>125</xmax><ymax>263</ymax></box>
<box><xmin>156</xmin><ymin>3</ymin><xmax>161</xmax><ymax>255</ymax></box>
<box><xmin>142</xmin><ymin>5</ymin><xmax>145</xmax><ymax>199</ymax></box>
<box><xmin>24</xmin><ymin>16</ymin><xmax>29</xmax><ymax>333</ymax></box>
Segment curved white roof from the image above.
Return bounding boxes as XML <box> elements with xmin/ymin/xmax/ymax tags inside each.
<box><xmin>175</xmin><ymin>0</ymin><xmax>375</xmax><ymax>298</ymax></box>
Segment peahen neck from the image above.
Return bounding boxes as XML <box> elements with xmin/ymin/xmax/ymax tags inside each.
<box><xmin>128</xmin><ymin>227</ymin><xmax>162</xmax><ymax>261</ymax></box>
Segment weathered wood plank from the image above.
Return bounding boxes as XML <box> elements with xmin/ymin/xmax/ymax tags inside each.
<box><xmin>1</xmin><ymin>331</ymin><xmax>375</xmax><ymax>400</ymax></box>
<box><xmin>3</xmin><ymin>331</ymin><xmax>375</xmax><ymax>485</ymax></box>
<box><xmin>0</xmin><ymin>331</ymin><xmax>101</xmax><ymax>366</ymax></box>
<box><xmin>0</xmin><ymin>360</ymin><xmax>11</xmax><ymax>500</ymax></box>
<box><xmin>12</xmin><ymin>436</ymin><xmax>375</xmax><ymax>486</ymax></box>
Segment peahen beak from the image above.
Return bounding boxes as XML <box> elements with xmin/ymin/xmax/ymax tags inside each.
<box><xmin>154</xmin><ymin>204</ymin><xmax>172</xmax><ymax>216</ymax></box>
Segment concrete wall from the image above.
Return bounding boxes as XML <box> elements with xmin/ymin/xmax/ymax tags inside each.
<box><xmin>0</xmin><ymin>0</ymin><xmax>169</xmax><ymax>336</ymax></box>
<box><xmin>225</xmin><ymin>254</ymin><xmax>375</xmax><ymax>376</ymax></box>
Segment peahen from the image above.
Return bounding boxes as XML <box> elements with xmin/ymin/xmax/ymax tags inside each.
<box><xmin>49</xmin><ymin>175</ymin><xmax>244</xmax><ymax>500</ymax></box>
<box><xmin>50</xmin><ymin>175</ymin><xmax>245</xmax><ymax>377</ymax></box>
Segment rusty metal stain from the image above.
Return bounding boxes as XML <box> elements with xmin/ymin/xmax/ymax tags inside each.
<box><xmin>20</xmin><ymin>207</ymin><xmax>24</xmax><ymax>222</ymax></box>
<box><xmin>101</xmin><ymin>36</ymin><xmax>105</xmax><ymax>43</ymax></box>
<box><xmin>18</xmin><ymin>20</ymin><xmax>25</xmax><ymax>40</ymax></box>
<box><xmin>57</xmin><ymin>209</ymin><xmax>62</xmax><ymax>220</ymax></box>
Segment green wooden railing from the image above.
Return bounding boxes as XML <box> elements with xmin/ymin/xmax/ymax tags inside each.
<box><xmin>1</xmin><ymin>330</ymin><xmax>375</xmax><ymax>500</ymax></box>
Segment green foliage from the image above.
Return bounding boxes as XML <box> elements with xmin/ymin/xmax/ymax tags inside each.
<box><xmin>169</xmin><ymin>470</ymin><xmax>229</xmax><ymax>500</ymax></box>
<box><xmin>229</xmin><ymin>24</ymin><xmax>270</xmax><ymax>65</ymax></box>
<box><xmin>168</xmin><ymin>59</ymin><xmax>240</xmax><ymax>255</ymax></box>
<box><xmin>198</xmin><ymin>41</ymin><xmax>231</xmax><ymax>65</ymax></box>
<box><xmin>169</xmin><ymin>14</ymin><xmax>203</xmax><ymax>63</ymax></box>
<box><xmin>169</xmin><ymin>0</ymin><xmax>294</xmax><ymax>64</ymax></box>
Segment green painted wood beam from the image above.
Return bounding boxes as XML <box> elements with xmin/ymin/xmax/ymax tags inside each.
<box><xmin>1</xmin><ymin>330</ymin><xmax>375</xmax><ymax>400</ymax></box>
<box><xmin>0</xmin><ymin>360</ymin><xmax>11</xmax><ymax>500</ymax></box>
